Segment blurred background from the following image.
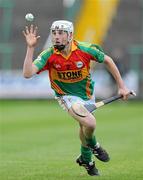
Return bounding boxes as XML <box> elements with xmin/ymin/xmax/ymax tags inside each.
<box><xmin>0</xmin><ymin>0</ymin><xmax>142</xmax><ymax>99</ymax></box>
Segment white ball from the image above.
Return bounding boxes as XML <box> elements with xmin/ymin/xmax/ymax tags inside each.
<box><xmin>25</xmin><ymin>13</ymin><xmax>34</xmax><ymax>22</ymax></box>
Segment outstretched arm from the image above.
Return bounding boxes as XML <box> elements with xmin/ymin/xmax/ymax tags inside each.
<box><xmin>22</xmin><ymin>25</ymin><xmax>40</xmax><ymax>78</ymax></box>
<box><xmin>104</xmin><ymin>55</ymin><xmax>129</xmax><ymax>100</ymax></box>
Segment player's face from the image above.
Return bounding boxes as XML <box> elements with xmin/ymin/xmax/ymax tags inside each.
<box><xmin>51</xmin><ymin>30</ymin><xmax>68</xmax><ymax>46</ymax></box>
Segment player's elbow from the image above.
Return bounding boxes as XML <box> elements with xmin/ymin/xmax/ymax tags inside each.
<box><xmin>23</xmin><ymin>71</ymin><xmax>33</xmax><ymax>78</ymax></box>
<box><xmin>104</xmin><ymin>55</ymin><xmax>113</xmax><ymax>64</ymax></box>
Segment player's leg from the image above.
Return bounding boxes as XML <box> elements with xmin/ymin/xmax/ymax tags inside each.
<box><xmin>69</xmin><ymin>107</ymin><xmax>98</xmax><ymax>148</ymax></box>
<box><xmin>56</xmin><ymin>95</ymin><xmax>109</xmax><ymax>176</ymax></box>
<box><xmin>56</xmin><ymin>96</ymin><xmax>99</xmax><ymax>175</ymax></box>
<box><xmin>69</xmin><ymin>107</ymin><xmax>101</xmax><ymax>175</ymax></box>
<box><xmin>78</xmin><ymin>123</ymin><xmax>92</xmax><ymax>163</ymax></box>
<box><xmin>56</xmin><ymin>95</ymin><xmax>97</xmax><ymax>145</ymax></box>
<box><xmin>69</xmin><ymin>105</ymin><xmax>110</xmax><ymax>162</ymax></box>
<box><xmin>76</xmin><ymin>123</ymin><xmax>99</xmax><ymax>176</ymax></box>
<box><xmin>79</xmin><ymin>123</ymin><xmax>86</xmax><ymax>146</ymax></box>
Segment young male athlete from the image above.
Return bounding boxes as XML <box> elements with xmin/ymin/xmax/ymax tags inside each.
<box><xmin>22</xmin><ymin>20</ymin><xmax>129</xmax><ymax>176</ymax></box>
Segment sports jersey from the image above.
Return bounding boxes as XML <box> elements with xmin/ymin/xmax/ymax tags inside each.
<box><xmin>33</xmin><ymin>40</ymin><xmax>105</xmax><ymax>100</ymax></box>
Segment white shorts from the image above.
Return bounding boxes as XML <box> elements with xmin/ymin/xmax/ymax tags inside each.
<box><xmin>56</xmin><ymin>95</ymin><xmax>96</xmax><ymax>112</ymax></box>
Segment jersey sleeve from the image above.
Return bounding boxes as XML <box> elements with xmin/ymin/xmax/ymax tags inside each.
<box><xmin>33</xmin><ymin>47</ymin><xmax>53</xmax><ymax>72</ymax></box>
<box><xmin>77</xmin><ymin>41</ymin><xmax>105</xmax><ymax>63</ymax></box>
<box><xmin>88</xmin><ymin>44</ymin><xmax>105</xmax><ymax>63</ymax></box>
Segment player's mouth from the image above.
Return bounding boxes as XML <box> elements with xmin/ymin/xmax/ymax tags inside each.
<box><xmin>55</xmin><ymin>41</ymin><xmax>61</xmax><ymax>45</ymax></box>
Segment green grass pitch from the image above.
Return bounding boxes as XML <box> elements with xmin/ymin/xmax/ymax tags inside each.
<box><xmin>0</xmin><ymin>100</ymin><xmax>143</xmax><ymax>180</ymax></box>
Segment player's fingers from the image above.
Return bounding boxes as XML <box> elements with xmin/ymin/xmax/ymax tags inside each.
<box><xmin>36</xmin><ymin>36</ymin><xmax>40</xmax><ymax>39</ymax></box>
<box><xmin>122</xmin><ymin>93</ymin><xmax>129</xmax><ymax>100</ymax></box>
<box><xmin>30</xmin><ymin>24</ymin><xmax>34</xmax><ymax>33</ymax></box>
<box><xmin>33</xmin><ymin>26</ymin><xmax>38</xmax><ymax>35</ymax></box>
<box><xmin>122</xmin><ymin>95</ymin><xmax>126</xmax><ymax>100</ymax></box>
<box><xmin>25</xmin><ymin>26</ymin><xmax>29</xmax><ymax>34</ymax></box>
<box><xmin>22</xmin><ymin>30</ymin><xmax>26</xmax><ymax>37</ymax></box>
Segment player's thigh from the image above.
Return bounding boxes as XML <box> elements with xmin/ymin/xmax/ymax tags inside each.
<box><xmin>68</xmin><ymin>107</ymin><xmax>96</xmax><ymax>129</ymax></box>
<box><xmin>56</xmin><ymin>95</ymin><xmax>96</xmax><ymax>128</ymax></box>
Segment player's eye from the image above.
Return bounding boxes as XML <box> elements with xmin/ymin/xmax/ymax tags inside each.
<box><xmin>58</xmin><ymin>30</ymin><xmax>64</xmax><ymax>35</ymax></box>
<box><xmin>51</xmin><ymin>30</ymin><xmax>56</xmax><ymax>35</ymax></box>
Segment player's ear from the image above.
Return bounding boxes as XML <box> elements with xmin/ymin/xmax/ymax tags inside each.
<box><xmin>69</xmin><ymin>32</ymin><xmax>73</xmax><ymax>42</ymax></box>
<box><xmin>69</xmin><ymin>32</ymin><xmax>73</xmax><ymax>38</ymax></box>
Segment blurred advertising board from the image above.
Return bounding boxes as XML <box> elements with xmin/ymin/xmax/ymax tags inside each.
<box><xmin>0</xmin><ymin>70</ymin><xmax>138</xmax><ymax>99</ymax></box>
<box><xmin>0</xmin><ymin>70</ymin><xmax>55</xmax><ymax>99</ymax></box>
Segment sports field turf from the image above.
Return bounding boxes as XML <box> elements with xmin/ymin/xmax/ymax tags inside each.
<box><xmin>0</xmin><ymin>100</ymin><xmax>142</xmax><ymax>180</ymax></box>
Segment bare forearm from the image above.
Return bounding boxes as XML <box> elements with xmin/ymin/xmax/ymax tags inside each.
<box><xmin>23</xmin><ymin>46</ymin><xmax>35</xmax><ymax>78</ymax></box>
<box><xmin>104</xmin><ymin>55</ymin><xmax>125</xmax><ymax>88</ymax></box>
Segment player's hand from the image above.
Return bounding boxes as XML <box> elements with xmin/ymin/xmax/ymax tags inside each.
<box><xmin>22</xmin><ymin>24</ymin><xmax>40</xmax><ymax>47</ymax></box>
<box><xmin>118</xmin><ymin>87</ymin><xmax>130</xmax><ymax>100</ymax></box>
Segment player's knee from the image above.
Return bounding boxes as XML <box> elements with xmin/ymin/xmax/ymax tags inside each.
<box><xmin>86</xmin><ymin>117</ymin><xmax>96</xmax><ymax>130</ymax></box>
<box><xmin>87</xmin><ymin>123</ymin><xmax>96</xmax><ymax>131</ymax></box>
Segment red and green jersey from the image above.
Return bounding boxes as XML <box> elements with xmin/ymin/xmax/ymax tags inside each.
<box><xmin>33</xmin><ymin>40</ymin><xmax>105</xmax><ymax>100</ymax></box>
